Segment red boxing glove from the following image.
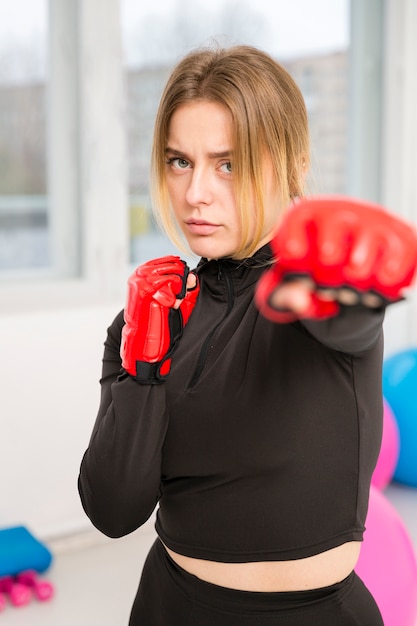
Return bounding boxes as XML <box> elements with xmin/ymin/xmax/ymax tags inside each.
<box><xmin>255</xmin><ymin>196</ymin><xmax>417</xmax><ymax>323</ymax></box>
<box><xmin>120</xmin><ymin>255</ymin><xmax>199</xmax><ymax>383</ymax></box>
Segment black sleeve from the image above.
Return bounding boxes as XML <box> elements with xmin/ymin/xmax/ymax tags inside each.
<box><xmin>299</xmin><ymin>305</ymin><xmax>385</xmax><ymax>354</ymax></box>
<box><xmin>78</xmin><ymin>310</ymin><xmax>168</xmax><ymax>538</ymax></box>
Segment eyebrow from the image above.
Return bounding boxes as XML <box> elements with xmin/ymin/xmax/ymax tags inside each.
<box><xmin>165</xmin><ymin>147</ymin><xmax>233</xmax><ymax>159</ymax></box>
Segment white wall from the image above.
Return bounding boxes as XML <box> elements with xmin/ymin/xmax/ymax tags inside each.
<box><xmin>0</xmin><ymin>302</ymin><xmax>123</xmax><ymax>539</ymax></box>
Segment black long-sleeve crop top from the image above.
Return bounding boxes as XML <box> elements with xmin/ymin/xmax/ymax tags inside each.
<box><xmin>78</xmin><ymin>245</ymin><xmax>385</xmax><ymax>562</ymax></box>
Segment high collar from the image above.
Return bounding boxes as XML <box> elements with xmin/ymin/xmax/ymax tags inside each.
<box><xmin>197</xmin><ymin>243</ymin><xmax>273</xmax><ymax>271</ymax></box>
<box><xmin>195</xmin><ymin>243</ymin><xmax>273</xmax><ymax>296</ymax></box>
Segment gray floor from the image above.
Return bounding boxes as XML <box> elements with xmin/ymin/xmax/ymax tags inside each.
<box><xmin>1</xmin><ymin>484</ymin><xmax>417</xmax><ymax>625</ymax></box>
<box><xmin>0</xmin><ymin>520</ymin><xmax>156</xmax><ymax>625</ymax></box>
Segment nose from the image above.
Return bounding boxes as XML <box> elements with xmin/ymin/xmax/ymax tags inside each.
<box><xmin>185</xmin><ymin>167</ymin><xmax>213</xmax><ymax>207</ymax></box>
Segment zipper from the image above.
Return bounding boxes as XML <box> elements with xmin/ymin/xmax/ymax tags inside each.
<box><xmin>186</xmin><ymin>262</ymin><xmax>235</xmax><ymax>389</ymax></box>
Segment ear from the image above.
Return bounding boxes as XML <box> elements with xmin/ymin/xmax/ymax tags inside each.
<box><xmin>300</xmin><ymin>153</ymin><xmax>310</xmax><ymax>178</ymax></box>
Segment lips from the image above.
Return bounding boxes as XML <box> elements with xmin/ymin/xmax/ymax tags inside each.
<box><xmin>186</xmin><ymin>219</ymin><xmax>220</xmax><ymax>236</ymax></box>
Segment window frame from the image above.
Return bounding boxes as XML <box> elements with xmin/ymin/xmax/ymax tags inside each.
<box><xmin>0</xmin><ymin>0</ymin><xmax>129</xmax><ymax>312</ymax></box>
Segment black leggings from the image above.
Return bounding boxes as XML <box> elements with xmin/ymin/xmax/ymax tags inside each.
<box><xmin>129</xmin><ymin>539</ymin><xmax>384</xmax><ymax>625</ymax></box>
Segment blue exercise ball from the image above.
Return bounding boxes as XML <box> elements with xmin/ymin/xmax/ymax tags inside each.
<box><xmin>383</xmin><ymin>348</ymin><xmax>417</xmax><ymax>487</ymax></box>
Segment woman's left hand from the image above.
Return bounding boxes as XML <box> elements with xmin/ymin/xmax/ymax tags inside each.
<box><xmin>255</xmin><ymin>196</ymin><xmax>417</xmax><ymax>323</ymax></box>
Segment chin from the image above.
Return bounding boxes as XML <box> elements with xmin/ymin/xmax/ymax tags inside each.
<box><xmin>185</xmin><ymin>237</ymin><xmax>235</xmax><ymax>260</ymax></box>
<box><xmin>189</xmin><ymin>243</ymin><xmax>236</xmax><ymax>260</ymax></box>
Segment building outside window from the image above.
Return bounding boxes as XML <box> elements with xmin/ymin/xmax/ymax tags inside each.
<box><xmin>0</xmin><ymin>0</ymin><xmax>49</xmax><ymax>273</ymax></box>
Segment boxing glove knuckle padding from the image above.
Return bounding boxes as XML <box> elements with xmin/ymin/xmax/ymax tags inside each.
<box><xmin>255</xmin><ymin>196</ymin><xmax>417</xmax><ymax>323</ymax></box>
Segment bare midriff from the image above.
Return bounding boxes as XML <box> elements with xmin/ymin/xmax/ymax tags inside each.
<box><xmin>163</xmin><ymin>541</ymin><xmax>361</xmax><ymax>592</ymax></box>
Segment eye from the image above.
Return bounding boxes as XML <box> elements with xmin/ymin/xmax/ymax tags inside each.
<box><xmin>219</xmin><ymin>161</ymin><xmax>232</xmax><ymax>174</ymax></box>
<box><xmin>167</xmin><ymin>157</ymin><xmax>190</xmax><ymax>170</ymax></box>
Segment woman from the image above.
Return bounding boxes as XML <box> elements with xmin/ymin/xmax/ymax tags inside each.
<box><xmin>78</xmin><ymin>45</ymin><xmax>417</xmax><ymax>624</ymax></box>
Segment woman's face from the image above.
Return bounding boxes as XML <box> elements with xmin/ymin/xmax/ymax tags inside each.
<box><xmin>165</xmin><ymin>100</ymin><xmax>279</xmax><ymax>259</ymax></box>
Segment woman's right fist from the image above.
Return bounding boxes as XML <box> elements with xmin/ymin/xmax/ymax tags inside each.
<box><xmin>121</xmin><ymin>256</ymin><xmax>199</xmax><ymax>384</ymax></box>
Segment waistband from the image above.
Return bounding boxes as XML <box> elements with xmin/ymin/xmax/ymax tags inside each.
<box><xmin>155</xmin><ymin>539</ymin><xmax>355</xmax><ymax>612</ymax></box>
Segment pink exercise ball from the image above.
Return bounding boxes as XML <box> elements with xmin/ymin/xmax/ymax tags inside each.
<box><xmin>356</xmin><ymin>486</ymin><xmax>417</xmax><ymax>626</ymax></box>
<box><xmin>371</xmin><ymin>399</ymin><xmax>400</xmax><ymax>490</ymax></box>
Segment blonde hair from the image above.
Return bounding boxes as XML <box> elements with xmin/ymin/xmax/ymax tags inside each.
<box><xmin>151</xmin><ymin>44</ymin><xmax>310</xmax><ymax>259</ymax></box>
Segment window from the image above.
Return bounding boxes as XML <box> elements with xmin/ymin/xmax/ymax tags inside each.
<box><xmin>2</xmin><ymin>0</ymin><xmax>393</xmax><ymax>308</ymax></box>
